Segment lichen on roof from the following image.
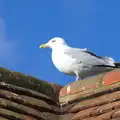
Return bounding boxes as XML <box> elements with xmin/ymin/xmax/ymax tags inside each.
<box><xmin>0</xmin><ymin>67</ymin><xmax>120</xmax><ymax>120</ymax></box>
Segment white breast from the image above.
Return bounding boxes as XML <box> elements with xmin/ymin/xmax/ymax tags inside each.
<box><xmin>51</xmin><ymin>50</ymin><xmax>76</xmax><ymax>75</ymax></box>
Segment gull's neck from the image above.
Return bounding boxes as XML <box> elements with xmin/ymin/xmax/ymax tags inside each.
<box><xmin>52</xmin><ymin>44</ymin><xmax>70</xmax><ymax>51</ymax></box>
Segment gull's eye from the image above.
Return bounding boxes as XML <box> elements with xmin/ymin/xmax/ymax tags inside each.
<box><xmin>52</xmin><ymin>40</ymin><xmax>56</xmax><ymax>43</ymax></box>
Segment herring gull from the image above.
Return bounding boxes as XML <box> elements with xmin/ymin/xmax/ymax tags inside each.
<box><xmin>39</xmin><ymin>37</ymin><xmax>120</xmax><ymax>81</ymax></box>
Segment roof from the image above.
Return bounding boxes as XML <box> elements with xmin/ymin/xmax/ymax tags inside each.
<box><xmin>0</xmin><ymin>67</ymin><xmax>120</xmax><ymax>120</ymax></box>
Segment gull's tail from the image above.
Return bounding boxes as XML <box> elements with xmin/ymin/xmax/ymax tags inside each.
<box><xmin>100</xmin><ymin>56</ymin><xmax>120</xmax><ymax>68</ymax></box>
<box><xmin>100</xmin><ymin>56</ymin><xmax>115</xmax><ymax>65</ymax></box>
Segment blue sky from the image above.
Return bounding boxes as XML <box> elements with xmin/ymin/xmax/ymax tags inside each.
<box><xmin>0</xmin><ymin>0</ymin><xmax>120</xmax><ymax>85</ymax></box>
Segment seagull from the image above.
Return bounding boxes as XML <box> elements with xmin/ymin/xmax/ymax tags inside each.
<box><xmin>39</xmin><ymin>37</ymin><xmax>120</xmax><ymax>81</ymax></box>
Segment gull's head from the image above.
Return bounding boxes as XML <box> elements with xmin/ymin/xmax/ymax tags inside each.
<box><xmin>39</xmin><ymin>37</ymin><xmax>67</xmax><ymax>49</ymax></box>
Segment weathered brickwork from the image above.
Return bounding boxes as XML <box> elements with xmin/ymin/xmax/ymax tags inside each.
<box><xmin>0</xmin><ymin>67</ymin><xmax>120</xmax><ymax>120</ymax></box>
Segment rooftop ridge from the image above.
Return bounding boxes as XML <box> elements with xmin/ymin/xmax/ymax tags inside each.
<box><xmin>0</xmin><ymin>67</ymin><xmax>120</xmax><ymax>120</ymax></box>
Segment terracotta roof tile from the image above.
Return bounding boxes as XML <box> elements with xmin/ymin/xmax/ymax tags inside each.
<box><xmin>1</xmin><ymin>67</ymin><xmax>120</xmax><ymax>120</ymax></box>
<box><xmin>103</xmin><ymin>70</ymin><xmax>120</xmax><ymax>86</ymax></box>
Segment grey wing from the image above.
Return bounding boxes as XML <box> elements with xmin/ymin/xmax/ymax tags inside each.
<box><xmin>82</xmin><ymin>49</ymin><xmax>115</xmax><ymax>66</ymax></box>
<box><xmin>64</xmin><ymin>48</ymin><xmax>111</xmax><ymax>67</ymax></box>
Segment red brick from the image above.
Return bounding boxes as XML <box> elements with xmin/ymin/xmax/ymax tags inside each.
<box><xmin>60</xmin><ymin>86</ymin><xmax>68</xmax><ymax>96</ymax></box>
<box><xmin>103</xmin><ymin>71</ymin><xmax>120</xmax><ymax>86</ymax></box>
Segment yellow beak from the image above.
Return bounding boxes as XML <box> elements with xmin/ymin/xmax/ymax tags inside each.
<box><xmin>39</xmin><ymin>44</ymin><xmax>48</xmax><ymax>48</ymax></box>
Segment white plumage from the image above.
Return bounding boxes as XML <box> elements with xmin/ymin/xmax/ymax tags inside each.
<box><xmin>40</xmin><ymin>37</ymin><xmax>120</xmax><ymax>81</ymax></box>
